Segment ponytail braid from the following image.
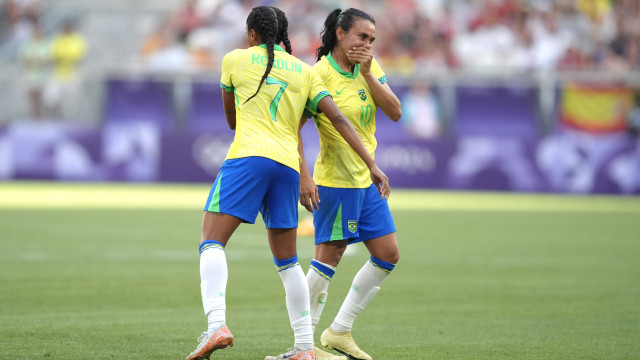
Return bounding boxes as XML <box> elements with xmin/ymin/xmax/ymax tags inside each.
<box><xmin>316</xmin><ymin>8</ymin><xmax>376</xmax><ymax>62</ymax></box>
<box><xmin>244</xmin><ymin>6</ymin><xmax>278</xmax><ymax>104</ymax></box>
<box><xmin>271</xmin><ymin>6</ymin><xmax>293</xmax><ymax>54</ymax></box>
<box><xmin>316</xmin><ymin>8</ymin><xmax>342</xmax><ymax>61</ymax></box>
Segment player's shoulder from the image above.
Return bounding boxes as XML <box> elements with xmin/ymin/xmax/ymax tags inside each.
<box><xmin>312</xmin><ymin>56</ymin><xmax>332</xmax><ymax>76</ymax></box>
<box><xmin>225</xmin><ymin>48</ymin><xmax>251</xmax><ymax>60</ymax></box>
<box><xmin>228</xmin><ymin>48</ymin><xmax>245</xmax><ymax>56</ymax></box>
<box><xmin>314</xmin><ymin>56</ymin><xmax>330</xmax><ymax>69</ymax></box>
<box><xmin>370</xmin><ymin>57</ymin><xmax>387</xmax><ymax>83</ymax></box>
<box><xmin>370</xmin><ymin>57</ymin><xmax>385</xmax><ymax>72</ymax></box>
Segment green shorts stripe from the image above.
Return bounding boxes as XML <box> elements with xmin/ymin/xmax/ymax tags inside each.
<box><xmin>330</xmin><ymin>204</ymin><xmax>343</xmax><ymax>241</ymax></box>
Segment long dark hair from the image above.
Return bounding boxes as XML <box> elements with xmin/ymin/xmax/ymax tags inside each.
<box><xmin>271</xmin><ymin>6</ymin><xmax>292</xmax><ymax>54</ymax></box>
<box><xmin>316</xmin><ymin>8</ymin><xmax>375</xmax><ymax>62</ymax></box>
<box><xmin>244</xmin><ymin>6</ymin><xmax>279</xmax><ymax>104</ymax></box>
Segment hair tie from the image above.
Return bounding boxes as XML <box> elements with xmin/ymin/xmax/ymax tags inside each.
<box><xmin>338</xmin><ymin>10</ymin><xmax>344</xmax><ymax>19</ymax></box>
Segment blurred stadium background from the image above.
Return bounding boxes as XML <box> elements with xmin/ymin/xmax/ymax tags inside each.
<box><xmin>0</xmin><ymin>0</ymin><xmax>639</xmax><ymax>194</ymax></box>
<box><xmin>2</xmin><ymin>1</ymin><xmax>640</xmax><ymax>359</ymax></box>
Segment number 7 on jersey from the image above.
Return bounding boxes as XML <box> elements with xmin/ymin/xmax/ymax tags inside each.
<box><xmin>266</xmin><ymin>77</ymin><xmax>288</xmax><ymax>121</ymax></box>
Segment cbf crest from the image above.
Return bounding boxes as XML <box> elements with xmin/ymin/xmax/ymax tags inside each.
<box><xmin>348</xmin><ymin>220</ymin><xmax>358</xmax><ymax>233</ymax></box>
<box><xmin>358</xmin><ymin>89</ymin><xmax>367</xmax><ymax>101</ymax></box>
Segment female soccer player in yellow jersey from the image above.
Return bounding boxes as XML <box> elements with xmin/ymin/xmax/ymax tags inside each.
<box><xmin>186</xmin><ymin>6</ymin><xmax>390</xmax><ymax>360</ymax></box>
<box><xmin>299</xmin><ymin>8</ymin><xmax>402</xmax><ymax>360</ymax></box>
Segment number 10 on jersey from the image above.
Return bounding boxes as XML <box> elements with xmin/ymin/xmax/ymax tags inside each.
<box><xmin>360</xmin><ymin>104</ymin><xmax>373</xmax><ymax>127</ymax></box>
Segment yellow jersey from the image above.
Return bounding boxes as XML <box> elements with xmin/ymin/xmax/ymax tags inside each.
<box><xmin>51</xmin><ymin>33</ymin><xmax>87</xmax><ymax>81</ymax></box>
<box><xmin>220</xmin><ymin>44</ymin><xmax>330</xmax><ymax>172</ymax></box>
<box><xmin>307</xmin><ymin>52</ymin><xmax>387</xmax><ymax>188</ymax></box>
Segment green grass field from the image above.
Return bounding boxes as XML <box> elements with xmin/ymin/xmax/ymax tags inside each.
<box><xmin>1</xmin><ymin>182</ymin><xmax>639</xmax><ymax>360</ymax></box>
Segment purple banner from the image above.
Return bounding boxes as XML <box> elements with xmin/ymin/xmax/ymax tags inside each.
<box><xmin>160</xmin><ymin>132</ymin><xmax>233</xmax><ymax>182</ymax></box>
<box><xmin>101</xmin><ymin>122</ymin><xmax>160</xmax><ymax>181</ymax></box>
<box><xmin>0</xmin><ymin>127</ymin><xmax>10</xmax><ymax>180</ymax></box>
<box><xmin>189</xmin><ymin>81</ymin><xmax>229</xmax><ymax>132</ymax></box>
<box><xmin>2</xmin><ymin>121</ymin><xmax>639</xmax><ymax>195</ymax></box>
<box><xmin>537</xmin><ymin>129</ymin><xmax>640</xmax><ymax>194</ymax></box>
<box><xmin>6</xmin><ymin>79</ymin><xmax>636</xmax><ymax>193</ymax></box>
<box><xmin>4</xmin><ymin>122</ymin><xmax>101</xmax><ymax>181</ymax></box>
<box><xmin>456</xmin><ymin>85</ymin><xmax>539</xmax><ymax>136</ymax></box>
<box><xmin>104</xmin><ymin>79</ymin><xmax>174</xmax><ymax>130</ymax></box>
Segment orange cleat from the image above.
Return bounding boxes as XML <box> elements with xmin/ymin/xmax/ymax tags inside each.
<box><xmin>186</xmin><ymin>325</ymin><xmax>234</xmax><ymax>360</ymax></box>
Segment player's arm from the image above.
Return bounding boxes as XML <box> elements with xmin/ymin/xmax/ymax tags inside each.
<box><xmin>298</xmin><ymin>115</ymin><xmax>319</xmax><ymax>212</ymax></box>
<box><xmin>348</xmin><ymin>47</ymin><xmax>402</xmax><ymax>122</ymax></box>
<box><xmin>317</xmin><ymin>97</ymin><xmax>391</xmax><ymax>199</ymax></box>
<box><xmin>363</xmin><ymin>75</ymin><xmax>401</xmax><ymax>122</ymax></box>
<box><xmin>222</xmin><ymin>90</ymin><xmax>236</xmax><ymax>130</ymax></box>
<box><xmin>220</xmin><ymin>51</ymin><xmax>236</xmax><ymax>130</ymax></box>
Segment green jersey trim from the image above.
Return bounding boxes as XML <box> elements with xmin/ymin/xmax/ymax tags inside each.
<box><xmin>303</xmin><ymin>108</ymin><xmax>314</xmax><ymax>119</ymax></box>
<box><xmin>327</xmin><ymin>52</ymin><xmax>359</xmax><ymax>79</ymax></box>
<box><xmin>306</xmin><ymin>91</ymin><xmax>331</xmax><ymax>113</ymax></box>
<box><xmin>257</xmin><ymin>44</ymin><xmax>286</xmax><ymax>52</ymax></box>
<box><xmin>220</xmin><ymin>82</ymin><xmax>234</xmax><ymax>93</ymax></box>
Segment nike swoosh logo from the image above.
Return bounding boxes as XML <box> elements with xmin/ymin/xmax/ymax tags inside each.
<box><xmin>336</xmin><ymin>88</ymin><xmax>346</xmax><ymax>95</ymax></box>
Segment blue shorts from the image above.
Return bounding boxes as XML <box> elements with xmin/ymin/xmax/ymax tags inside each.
<box><xmin>203</xmin><ymin>156</ymin><xmax>299</xmax><ymax>229</ymax></box>
<box><xmin>313</xmin><ymin>183</ymin><xmax>396</xmax><ymax>245</ymax></box>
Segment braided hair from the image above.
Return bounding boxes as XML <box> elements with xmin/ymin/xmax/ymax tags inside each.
<box><xmin>271</xmin><ymin>6</ymin><xmax>293</xmax><ymax>54</ymax></box>
<box><xmin>316</xmin><ymin>8</ymin><xmax>375</xmax><ymax>62</ymax></box>
<box><xmin>244</xmin><ymin>6</ymin><xmax>279</xmax><ymax>104</ymax></box>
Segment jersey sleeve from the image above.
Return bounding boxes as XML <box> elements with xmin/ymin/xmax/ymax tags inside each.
<box><xmin>305</xmin><ymin>68</ymin><xmax>331</xmax><ymax>114</ymax></box>
<box><xmin>303</xmin><ymin>107</ymin><xmax>315</xmax><ymax>119</ymax></box>
<box><xmin>220</xmin><ymin>51</ymin><xmax>235</xmax><ymax>92</ymax></box>
<box><xmin>371</xmin><ymin>58</ymin><xmax>387</xmax><ymax>85</ymax></box>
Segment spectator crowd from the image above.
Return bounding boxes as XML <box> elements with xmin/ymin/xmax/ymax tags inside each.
<box><xmin>3</xmin><ymin>0</ymin><xmax>640</xmax><ymax>75</ymax></box>
<box><xmin>2</xmin><ymin>0</ymin><xmax>87</xmax><ymax>119</ymax></box>
<box><xmin>1</xmin><ymin>0</ymin><xmax>639</xmax><ymax>121</ymax></box>
<box><xmin>136</xmin><ymin>0</ymin><xmax>640</xmax><ymax>74</ymax></box>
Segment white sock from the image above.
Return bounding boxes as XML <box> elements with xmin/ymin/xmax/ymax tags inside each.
<box><xmin>307</xmin><ymin>259</ymin><xmax>336</xmax><ymax>334</ymax></box>
<box><xmin>331</xmin><ymin>257</ymin><xmax>395</xmax><ymax>333</ymax></box>
<box><xmin>199</xmin><ymin>240</ymin><xmax>227</xmax><ymax>333</ymax></box>
<box><xmin>275</xmin><ymin>255</ymin><xmax>313</xmax><ymax>351</ymax></box>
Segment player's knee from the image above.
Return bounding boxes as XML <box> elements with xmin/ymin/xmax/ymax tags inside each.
<box><xmin>372</xmin><ymin>250</ymin><xmax>399</xmax><ymax>265</ymax></box>
<box><xmin>376</xmin><ymin>243</ymin><xmax>400</xmax><ymax>264</ymax></box>
<box><xmin>325</xmin><ymin>247</ymin><xmax>346</xmax><ymax>266</ymax></box>
<box><xmin>380</xmin><ymin>244</ymin><xmax>400</xmax><ymax>264</ymax></box>
<box><xmin>387</xmin><ymin>250</ymin><xmax>400</xmax><ymax>265</ymax></box>
<box><xmin>316</xmin><ymin>240</ymin><xmax>348</xmax><ymax>266</ymax></box>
